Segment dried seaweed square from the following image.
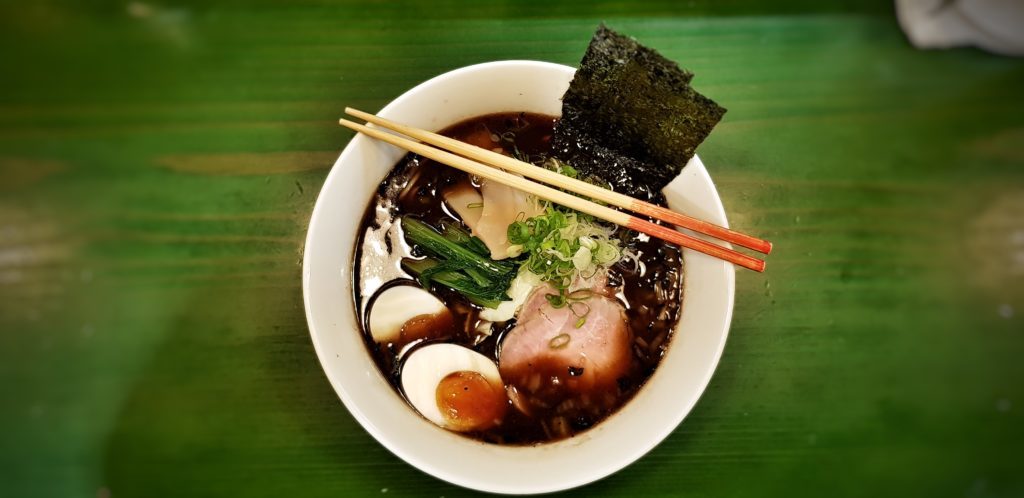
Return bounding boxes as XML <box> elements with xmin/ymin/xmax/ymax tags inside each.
<box><xmin>553</xmin><ymin>24</ymin><xmax>726</xmax><ymax>200</ymax></box>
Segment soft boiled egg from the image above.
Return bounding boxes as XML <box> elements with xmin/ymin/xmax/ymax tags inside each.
<box><xmin>401</xmin><ymin>343</ymin><xmax>508</xmax><ymax>432</ymax></box>
<box><xmin>368</xmin><ymin>285</ymin><xmax>453</xmax><ymax>345</ymax></box>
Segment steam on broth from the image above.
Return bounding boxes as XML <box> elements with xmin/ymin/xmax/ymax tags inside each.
<box><xmin>355</xmin><ymin>113</ymin><xmax>683</xmax><ymax>444</ymax></box>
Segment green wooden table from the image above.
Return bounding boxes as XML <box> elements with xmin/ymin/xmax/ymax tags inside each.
<box><xmin>2</xmin><ymin>1</ymin><xmax>1022</xmax><ymax>496</ymax></box>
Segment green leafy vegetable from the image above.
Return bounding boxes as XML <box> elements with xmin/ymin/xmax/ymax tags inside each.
<box><xmin>439</xmin><ymin>220</ymin><xmax>490</xmax><ymax>257</ymax></box>
<box><xmin>401</xmin><ymin>217</ymin><xmax>516</xmax><ymax>308</ymax></box>
<box><xmin>401</xmin><ymin>258</ymin><xmax>504</xmax><ymax>309</ymax></box>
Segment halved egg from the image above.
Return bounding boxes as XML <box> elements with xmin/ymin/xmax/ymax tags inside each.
<box><xmin>401</xmin><ymin>343</ymin><xmax>508</xmax><ymax>432</ymax></box>
<box><xmin>368</xmin><ymin>285</ymin><xmax>452</xmax><ymax>345</ymax></box>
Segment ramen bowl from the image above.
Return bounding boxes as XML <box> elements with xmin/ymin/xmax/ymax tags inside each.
<box><xmin>302</xmin><ymin>60</ymin><xmax>735</xmax><ymax>494</ymax></box>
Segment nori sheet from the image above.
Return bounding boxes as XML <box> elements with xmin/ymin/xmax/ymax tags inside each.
<box><xmin>552</xmin><ymin>24</ymin><xmax>726</xmax><ymax>201</ymax></box>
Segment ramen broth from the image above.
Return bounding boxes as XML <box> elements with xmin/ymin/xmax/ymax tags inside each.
<box><xmin>355</xmin><ymin>112</ymin><xmax>683</xmax><ymax>444</ymax></box>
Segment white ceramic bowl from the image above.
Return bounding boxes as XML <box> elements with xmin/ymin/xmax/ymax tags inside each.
<box><xmin>303</xmin><ymin>61</ymin><xmax>735</xmax><ymax>494</ymax></box>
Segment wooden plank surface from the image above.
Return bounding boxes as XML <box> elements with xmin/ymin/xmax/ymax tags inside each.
<box><xmin>1</xmin><ymin>1</ymin><xmax>1022</xmax><ymax>497</ymax></box>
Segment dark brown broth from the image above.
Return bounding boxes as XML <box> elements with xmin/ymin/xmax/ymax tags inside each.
<box><xmin>354</xmin><ymin>112</ymin><xmax>683</xmax><ymax>444</ymax></box>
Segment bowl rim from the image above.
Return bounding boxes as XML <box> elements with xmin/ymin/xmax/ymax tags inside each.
<box><xmin>302</xmin><ymin>60</ymin><xmax>735</xmax><ymax>494</ymax></box>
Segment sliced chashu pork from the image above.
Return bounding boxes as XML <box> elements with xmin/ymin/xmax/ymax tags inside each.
<box><xmin>498</xmin><ymin>279</ymin><xmax>631</xmax><ymax>402</ymax></box>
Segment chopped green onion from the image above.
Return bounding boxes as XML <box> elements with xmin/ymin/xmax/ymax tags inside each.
<box><xmin>569</xmin><ymin>301</ymin><xmax>591</xmax><ymax>318</ymax></box>
<box><xmin>506</xmin><ymin>203</ymin><xmax>623</xmax><ymax>292</ymax></box>
<box><xmin>549</xmin><ymin>333</ymin><xmax>571</xmax><ymax>349</ymax></box>
<box><xmin>545</xmin><ymin>292</ymin><xmax>567</xmax><ymax>308</ymax></box>
<box><xmin>506</xmin><ymin>244</ymin><xmax>524</xmax><ymax>258</ymax></box>
<box><xmin>543</xmin><ymin>158</ymin><xmax>578</xmax><ymax>179</ymax></box>
<box><xmin>566</xmin><ymin>289</ymin><xmax>593</xmax><ymax>301</ymax></box>
<box><xmin>511</xmin><ymin>146</ymin><xmax>529</xmax><ymax>163</ymax></box>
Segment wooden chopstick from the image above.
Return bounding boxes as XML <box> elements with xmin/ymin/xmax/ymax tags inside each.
<box><xmin>346</xmin><ymin>107</ymin><xmax>772</xmax><ymax>255</ymax></box>
<box><xmin>339</xmin><ymin>118</ymin><xmax>766</xmax><ymax>272</ymax></box>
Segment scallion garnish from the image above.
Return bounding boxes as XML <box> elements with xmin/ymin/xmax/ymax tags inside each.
<box><xmin>545</xmin><ymin>292</ymin><xmax>567</xmax><ymax>308</ymax></box>
<box><xmin>549</xmin><ymin>333</ymin><xmax>571</xmax><ymax>349</ymax></box>
<box><xmin>506</xmin><ymin>204</ymin><xmax>623</xmax><ymax>292</ymax></box>
<box><xmin>569</xmin><ymin>301</ymin><xmax>591</xmax><ymax>318</ymax></box>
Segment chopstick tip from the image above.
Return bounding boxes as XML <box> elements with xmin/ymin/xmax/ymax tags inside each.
<box><xmin>339</xmin><ymin>118</ymin><xmax>362</xmax><ymax>130</ymax></box>
<box><xmin>346</xmin><ymin>107</ymin><xmax>372</xmax><ymax>119</ymax></box>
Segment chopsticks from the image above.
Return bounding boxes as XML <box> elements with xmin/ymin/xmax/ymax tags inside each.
<box><xmin>347</xmin><ymin>108</ymin><xmax>772</xmax><ymax>255</ymax></box>
<box><xmin>339</xmin><ymin>111</ymin><xmax>768</xmax><ymax>272</ymax></box>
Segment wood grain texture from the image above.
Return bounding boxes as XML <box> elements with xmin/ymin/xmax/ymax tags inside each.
<box><xmin>1</xmin><ymin>2</ymin><xmax>1023</xmax><ymax>497</ymax></box>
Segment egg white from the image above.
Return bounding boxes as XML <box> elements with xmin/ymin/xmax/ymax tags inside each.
<box><xmin>368</xmin><ymin>285</ymin><xmax>448</xmax><ymax>343</ymax></box>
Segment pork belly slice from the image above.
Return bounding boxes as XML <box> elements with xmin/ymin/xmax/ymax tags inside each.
<box><xmin>498</xmin><ymin>279</ymin><xmax>631</xmax><ymax>404</ymax></box>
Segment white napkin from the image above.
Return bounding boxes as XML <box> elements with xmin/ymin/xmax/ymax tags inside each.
<box><xmin>896</xmin><ymin>0</ymin><xmax>1024</xmax><ymax>56</ymax></box>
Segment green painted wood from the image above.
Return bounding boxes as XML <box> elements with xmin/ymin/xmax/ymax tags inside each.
<box><xmin>1</xmin><ymin>2</ymin><xmax>1022</xmax><ymax>497</ymax></box>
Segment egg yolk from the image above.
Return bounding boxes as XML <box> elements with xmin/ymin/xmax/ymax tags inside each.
<box><xmin>399</xmin><ymin>310</ymin><xmax>455</xmax><ymax>345</ymax></box>
<box><xmin>435</xmin><ymin>371</ymin><xmax>507</xmax><ymax>432</ymax></box>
